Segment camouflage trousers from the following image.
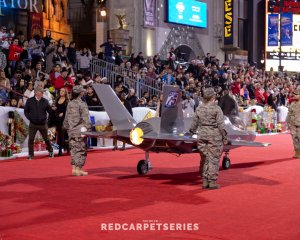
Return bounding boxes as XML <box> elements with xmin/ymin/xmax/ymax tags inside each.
<box><xmin>291</xmin><ymin>127</ymin><xmax>300</xmax><ymax>150</ymax></box>
<box><xmin>69</xmin><ymin>137</ymin><xmax>87</xmax><ymax>168</ymax></box>
<box><xmin>197</xmin><ymin>139</ymin><xmax>223</xmax><ymax>181</ymax></box>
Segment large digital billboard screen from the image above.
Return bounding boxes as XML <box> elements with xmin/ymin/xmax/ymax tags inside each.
<box><xmin>265</xmin><ymin>0</ymin><xmax>300</xmax><ymax>72</ymax></box>
<box><xmin>166</xmin><ymin>0</ymin><xmax>207</xmax><ymax>28</ymax></box>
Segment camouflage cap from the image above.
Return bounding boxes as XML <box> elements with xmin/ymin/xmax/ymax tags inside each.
<box><xmin>72</xmin><ymin>85</ymin><xmax>86</xmax><ymax>94</ymax></box>
<box><xmin>203</xmin><ymin>87</ymin><xmax>216</xmax><ymax>99</ymax></box>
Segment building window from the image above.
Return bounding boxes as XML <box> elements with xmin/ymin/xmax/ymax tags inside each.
<box><xmin>238</xmin><ymin>0</ymin><xmax>248</xmax><ymax>50</ymax></box>
<box><xmin>238</xmin><ymin>18</ymin><xmax>248</xmax><ymax>50</ymax></box>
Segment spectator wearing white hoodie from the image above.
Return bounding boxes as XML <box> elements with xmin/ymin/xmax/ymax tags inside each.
<box><xmin>182</xmin><ymin>91</ymin><xmax>195</xmax><ymax>117</ymax></box>
<box><xmin>77</xmin><ymin>48</ymin><xmax>92</xmax><ymax>76</ymax></box>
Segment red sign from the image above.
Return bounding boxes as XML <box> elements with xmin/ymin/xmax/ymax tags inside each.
<box><xmin>268</xmin><ymin>0</ymin><xmax>300</xmax><ymax>14</ymax></box>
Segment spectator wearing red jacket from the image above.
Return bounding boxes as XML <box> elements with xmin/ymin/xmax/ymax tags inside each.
<box><xmin>288</xmin><ymin>92</ymin><xmax>296</xmax><ymax>105</ymax></box>
<box><xmin>254</xmin><ymin>83</ymin><xmax>265</xmax><ymax>105</ymax></box>
<box><xmin>49</xmin><ymin>64</ymin><xmax>61</xmax><ymax>86</ymax></box>
<box><xmin>8</xmin><ymin>37</ymin><xmax>23</xmax><ymax>75</ymax></box>
<box><xmin>231</xmin><ymin>78</ymin><xmax>241</xmax><ymax>96</ymax></box>
<box><xmin>263</xmin><ymin>87</ymin><xmax>269</xmax><ymax>102</ymax></box>
<box><xmin>54</xmin><ymin>67</ymin><xmax>74</xmax><ymax>92</ymax></box>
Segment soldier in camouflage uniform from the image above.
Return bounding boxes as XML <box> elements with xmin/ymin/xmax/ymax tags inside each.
<box><xmin>287</xmin><ymin>88</ymin><xmax>300</xmax><ymax>159</ymax></box>
<box><xmin>189</xmin><ymin>88</ymin><xmax>227</xmax><ymax>189</ymax></box>
<box><xmin>63</xmin><ymin>85</ymin><xmax>92</xmax><ymax>176</ymax></box>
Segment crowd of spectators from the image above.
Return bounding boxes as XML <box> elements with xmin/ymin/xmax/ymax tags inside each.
<box><xmin>1</xmin><ymin>25</ymin><xmax>300</xmax><ymax>152</ymax></box>
<box><xmin>101</xmin><ymin>43</ymin><xmax>300</xmax><ymax>117</ymax></box>
<box><xmin>0</xmin><ymin>25</ymin><xmax>300</xmax><ymax>118</ymax></box>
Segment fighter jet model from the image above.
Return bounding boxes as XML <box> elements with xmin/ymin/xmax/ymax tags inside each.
<box><xmin>86</xmin><ymin>84</ymin><xmax>270</xmax><ymax>175</ymax></box>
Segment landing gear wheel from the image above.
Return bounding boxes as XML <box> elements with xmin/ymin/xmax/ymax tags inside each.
<box><xmin>222</xmin><ymin>157</ymin><xmax>231</xmax><ymax>170</ymax></box>
<box><xmin>137</xmin><ymin>160</ymin><xmax>149</xmax><ymax>175</ymax></box>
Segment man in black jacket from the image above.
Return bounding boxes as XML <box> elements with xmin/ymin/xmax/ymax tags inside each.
<box><xmin>24</xmin><ymin>86</ymin><xmax>54</xmax><ymax>160</ymax></box>
<box><xmin>65</xmin><ymin>41</ymin><xmax>77</xmax><ymax>68</ymax></box>
<box><xmin>218</xmin><ymin>88</ymin><xmax>239</xmax><ymax>120</ymax></box>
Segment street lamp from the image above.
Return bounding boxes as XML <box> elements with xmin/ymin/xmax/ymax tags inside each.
<box><xmin>100</xmin><ymin>9</ymin><xmax>107</xmax><ymax>17</ymax></box>
<box><xmin>97</xmin><ymin>0</ymin><xmax>107</xmax><ymax>21</ymax></box>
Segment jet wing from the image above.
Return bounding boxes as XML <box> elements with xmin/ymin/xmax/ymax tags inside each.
<box><xmin>228</xmin><ymin>140</ymin><xmax>270</xmax><ymax>147</ymax></box>
<box><xmin>84</xmin><ymin>131</ymin><xmax>116</xmax><ymax>138</ymax></box>
<box><xmin>84</xmin><ymin>130</ymin><xmax>130</xmax><ymax>139</ymax></box>
<box><xmin>141</xmin><ymin>133</ymin><xmax>270</xmax><ymax>147</ymax></box>
<box><xmin>142</xmin><ymin>132</ymin><xmax>198</xmax><ymax>142</ymax></box>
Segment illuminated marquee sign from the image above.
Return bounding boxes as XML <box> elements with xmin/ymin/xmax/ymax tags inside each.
<box><xmin>224</xmin><ymin>0</ymin><xmax>234</xmax><ymax>45</ymax></box>
<box><xmin>0</xmin><ymin>0</ymin><xmax>40</xmax><ymax>14</ymax></box>
<box><xmin>268</xmin><ymin>0</ymin><xmax>300</xmax><ymax>14</ymax></box>
<box><xmin>265</xmin><ymin>0</ymin><xmax>300</xmax><ymax>71</ymax></box>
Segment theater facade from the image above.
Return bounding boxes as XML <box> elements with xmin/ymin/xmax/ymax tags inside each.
<box><xmin>0</xmin><ymin>0</ymin><xmax>71</xmax><ymax>42</ymax></box>
<box><xmin>103</xmin><ymin>0</ymin><xmax>222</xmax><ymax>61</ymax></box>
<box><xmin>91</xmin><ymin>0</ymin><xmax>259</xmax><ymax>64</ymax></box>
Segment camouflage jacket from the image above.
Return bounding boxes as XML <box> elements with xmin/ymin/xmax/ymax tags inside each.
<box><xmin>63</xmin><ymin>98</ymin><xmax>92</xmax><ymax>138</ymax></box>
<box><xmin>287</xmin><ymin>101</ymin><xmax>300</xmax><ymax>133</ymax></box>
<box><xmin>190</xmin><ymin>101</ymin><xmax>226</xmax><ymax>141</ymax></box>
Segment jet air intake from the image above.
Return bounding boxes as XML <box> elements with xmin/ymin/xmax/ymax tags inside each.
<box><xmin>130</xmin><ymin>122</ymin><xmax>155</xmax><ymax>150</ymax></box>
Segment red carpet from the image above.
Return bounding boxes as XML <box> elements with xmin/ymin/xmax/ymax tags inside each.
<box><xmin>1</xmin><ymin>134</ymin><xmax>300</xmax><ymax>240</ymax></box>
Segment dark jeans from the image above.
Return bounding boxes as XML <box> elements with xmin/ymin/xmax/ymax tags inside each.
<box><xmin>56</xmin><ymin>124</ymin><xmax>69</xmax><ymax>152</ymax></box>
<box><xmin>28</xmin><ymin>123</ymin><xmax>53</xmax><ymax>157</ymax></box>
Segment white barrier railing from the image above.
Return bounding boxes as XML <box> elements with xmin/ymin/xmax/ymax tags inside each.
<box><xmin>0</xmin><ymin>106</ymin><xmax>157</xmax><ymax>152</ymax></box>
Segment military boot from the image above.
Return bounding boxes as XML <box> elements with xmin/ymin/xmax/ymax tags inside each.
<box><xmin>79</xmin><ymin>168</ymin><xmax>88</xmax><ymax>176</ymax></box>
<box><xmin>293</xmin><ymin>150</ymin><xmax>300</xmax><ymax>159</ymax></box>
<box><xmin>202</xmin><ymin>180</ymin><xmax>209</xmax><ymax>189</ymax></box>
<box><xmin>72</xmin><ymin>165</ymin><xmax>76</xmax><ymax>176</ymax></box>
<box><xmin>74</xmin><ymin>167</ymin><xmax>88</xmax><ymax>176</ymax></box>
<box><xmin>208</xmin><ymin>181</ymin><xmax>220</xmax><ymax>190</ymax></box>
<box><xmin>74</xmin><ymin>167</ymin><xmax>81</xmax><ymax>176</ymax></box>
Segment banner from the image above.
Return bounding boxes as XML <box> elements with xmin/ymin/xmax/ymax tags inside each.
<box><xmin>280</xmin><ymin>12</ymin><xmax>293</xmax><ymax>46</ymax></box>
<box><xmin>29</xmin><ymin>12</ymin><xmax>43</xmax><ymax>38</ymax></box>
<box><xmin>224</xmin><ymin>0</ymin><xmax>234</xmax><ymax>45</ymax></box>
<box><xmin>144</xmin><ymin>0</ymin><xmax>156</xmax><ymax>28</ymax></box>
<box><xmin>268</xmin><ymin>14</ymin><xmax>279</xmax><ymax>46</ymax></box>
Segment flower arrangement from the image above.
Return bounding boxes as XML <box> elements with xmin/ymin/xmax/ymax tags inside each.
<box><xmin>0</xmin><ymin>131</ymin><xmax>22</xmax><ymax>157</ymax></box>
<box><xmin>0</xmin><ymin>131</ymin><xmax>12</xmax><ymax>155</ymax></box>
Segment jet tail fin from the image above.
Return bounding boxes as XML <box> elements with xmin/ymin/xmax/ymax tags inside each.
<box><xmin>92</xmin><ymin>84</ymin><xmax>136</xmax><ymax>130</ymax></box>
<box><xmin>160</xmin><ymin>85</ymin><xmax>184</xmax><ymax>133</ymax></box>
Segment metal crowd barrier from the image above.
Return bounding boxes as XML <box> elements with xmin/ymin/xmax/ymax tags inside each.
<box><xmin>89</xmin><ymin>58</ymin><xmax>162</xmax><ymax>98</ymax></box>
